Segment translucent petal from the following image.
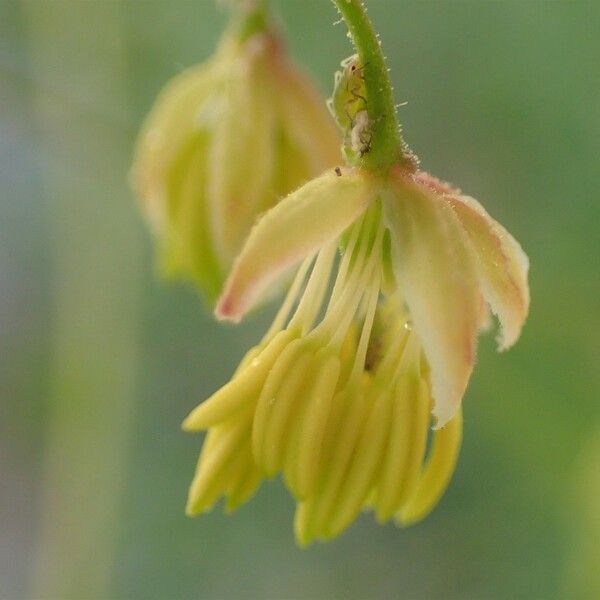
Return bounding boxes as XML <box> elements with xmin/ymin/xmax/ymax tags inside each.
<box><xmin>447</xmin><ymin>194</ymin><xmax>530</xmax><ymax>350</ymax></box>
<box><xmin>385</xmin><ymin>176</ymin><xmax>480</xmax><ymax>427</ymax></box>
<box><xmin>216</xmin><ymin>169</ymin><xmax>375</xmax><ymax>322</ymax></box>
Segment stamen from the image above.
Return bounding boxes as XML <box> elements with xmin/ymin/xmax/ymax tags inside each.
<box><xmin>375</xmin><ymin>319</ymin><xmax>413</xmax><ymax>383</ymax></box>
<box><xmin>186</xmin><ymin>409</ymin><xmax>253</xmax><ymax>515</ymax></box>
<box><xmin>386</xmin><ymin>377</ymin><xmax>431</xmax><ymax>514</ymax></box>
<box><xmin>374</xmin><ymin>373</ymin><xmax>417</xmax><ymax>521</ymax></box>
<box><xmin>314</xmin><ymin>208</ymin><xmax>380</xmax><ymax>346</ymax></box>
<box><xmin>328</xmin><ymin>213</ymin><xmax>364</xmax><ymax>304</ymax></box>
<box><xmin>324</xmin><ymin>206</ymin><xmax>375</xmax><ymax>315</ymax></box>
<box><xmin>396</xmin><ymin>409</ymin><xmax>462</xmax><ymax>526</ymax></box>
<box><xmin>296</xmin><ymin>353</ymin><xmax>341</xmax><ymax>497</ymax></box>
<box><xmin>264</xmin><ymin>252</ymin><xmax>314</xmax><ymax>340</ymax></box>
<box><xmin>261</xmin><ymin>352</ymin><xmax>314</xmax><ymax>476</ymax></box>
<box><xmin>225</xmin><ymin>459</ymin><xmax>262</xmax><ymax>514</ymax></box>
<box><xmin>252</xmin><ymin>338</ymin><xmax>304</xmax><ymax>463</ymax></box>
<box><xmin>302</xmin><ymin>384</ymin><xmax>370</xmax><ymax>539</ymax></box>
<box><xmin>327</xmin><ymin>229</ymin><xmax>382</xmax><ymax>350</ymax></box>
<box><xmin>327</xmin><ymin>385</ymin><xmax>393</xmax><ymax>537</ymax></box>
<box><xmin>349</xmin><ymin>276</ymin><xmax>380</xmax><ymax>382</ymax></box>
<box><xmin>182</xmin><ymin>328</ymin><xmax>293</xmax><ymax>431</ymax></box>
<box><xmin>289</xmin><ymin>241</ymin><xmax>337</xmax><ymax>333</ymax></box>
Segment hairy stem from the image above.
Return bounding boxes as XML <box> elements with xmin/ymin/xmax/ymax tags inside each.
<box><xmin>332</xmin><ymin>0</ymin><xmax>405</xmax><ymax>171</ymax></box>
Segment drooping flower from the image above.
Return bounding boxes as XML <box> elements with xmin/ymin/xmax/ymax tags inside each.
<box><xmin>182</xmin><ymin>0</ymin><xmax>530</xmax><ymax>545</ymax></box>
<box><xmin>131</xmin><ymin>5</ymin><xmax>339</xmax><ymax>301</ymax></box>
<box><xmin>183</xmin><ymin>162</ymin><xmax>529</xmax><ymax>544</ymax></box>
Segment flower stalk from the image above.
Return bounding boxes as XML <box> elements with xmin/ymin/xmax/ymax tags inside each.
<box><xmin>331</xmin><ymin>0</ymin><xmax>407</xmax><ymax>171</ymax></box>
<box><xmin>231</xmin><ymin>0</ymin><xmax>274</xmax><ymax>43</ymax></box>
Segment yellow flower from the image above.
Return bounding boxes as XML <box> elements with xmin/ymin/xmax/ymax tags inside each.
<box><xmin>131</xmin><ymin>17</ymin><xmax>339</xmax><ymax>301</ymax></box>
<box><xmin>183</xmin><ymin>162</ymin><xmax>529</xmax><ymax>544</ymax></box>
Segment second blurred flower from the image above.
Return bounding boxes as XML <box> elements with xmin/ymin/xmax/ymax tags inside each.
<box><xmin>131</xmin><ymin>3</ymin><xmax>340</xmax><ymax>301</ymax></box>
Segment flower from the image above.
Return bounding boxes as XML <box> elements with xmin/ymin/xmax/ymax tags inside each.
<box><xmin>183</xmin><ymin>162</ymin><xmax>529</xmax><ymax>544</ymax></box>
<box><xmin>131</xmin><ymin>14</ymin><xmax>339</xmax><ymax>301</ymax></box>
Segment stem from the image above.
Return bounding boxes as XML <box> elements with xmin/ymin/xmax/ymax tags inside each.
<box><xmin>332</xmin><ymin>0</ymin><xmax>405</xmax><ymax>171</ymax></box>
<box><xmin>24</xmin><ymin>2</ymin><xmax>142</xmax><ymax>597</ymax></box>
<box><xmin>232</xmin><ymin>0</ymin><xmax>275</xmax><ymax>43</ymax></box>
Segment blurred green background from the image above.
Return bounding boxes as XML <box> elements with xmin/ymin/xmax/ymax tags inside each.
<box><xmin>2</xmin><ymin>1</ymin><xmax>599</xmax><ymax>598</ymax></box>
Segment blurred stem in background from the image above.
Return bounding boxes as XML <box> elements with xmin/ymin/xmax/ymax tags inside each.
<box><xmin>564</xmin><ymin>427</ymin><xmax>600</xmax><ymax>598</ymax></box>
<box><xmin>22</xmin><ymin>1</ymin><xmax>142</xmax><ymax>597</ymax></box>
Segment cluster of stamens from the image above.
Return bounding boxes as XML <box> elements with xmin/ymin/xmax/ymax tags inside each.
<box><xmin>184</xmin><ymin>201</ymin><xmax>462</xmax><ymax>544</ymax></box>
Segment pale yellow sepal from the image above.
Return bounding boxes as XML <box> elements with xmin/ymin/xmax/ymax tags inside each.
<box><xmin>448</xmin><ymin>195</ymin><xmax>530</xmax><ymax>351</ymax></box>
<box><xmin>385</xmin><ymin>176</ymin><xmax>480</xmax><ymax>428</ymax></box>
<box><xmin>216</xmin><ymin>169</ymin><xmax>376</xmax><ymax>321</ymax></box>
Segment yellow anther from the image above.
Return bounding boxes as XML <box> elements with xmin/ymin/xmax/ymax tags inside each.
<box><xmin>186</xmin><ymin>410</ymin><xmax>252</xmax><ymax>515</ymax></box>
<box><xmin>261</xmin><ymin>352</ymin><xmax>314</xmax><ymax>476</ymax></box>
<box><xmin>397</xmin><ymin>409</ymin><xmax>462</xmax><ymax>526</ymax></box>
<box><xmin>182</xmin><ymin>329</ymin><xmax>293</xmax><ymax>431</ymax></box>
<box><xmin>327</xmin><ymin>387</ymin><xmax>392</xmax><ymax>538</ymax></box>
<box><xmin>373</xmin><ymin>374</ymin><xmax>418</xmax><ymax>522</ymax></box>
<box><xmin>252</xmin><ymin>337</ymin><xmax>304</xmax><ymax>465</ymax></box>
<box><xmin>295</xmin><ymin>353</ymin><xmax>341</xmax><ymax>498</ymax></box>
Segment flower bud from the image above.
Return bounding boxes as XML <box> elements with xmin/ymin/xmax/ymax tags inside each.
<box><xmin>131</xmin><ymin>19</ymin><xmax>340</xmax><ymax>301</ymax></box>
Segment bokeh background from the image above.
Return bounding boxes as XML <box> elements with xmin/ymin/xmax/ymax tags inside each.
<box><xmin>2</xmin><ymin>1</ymin><xmax>599</xmax><ymax>598</ymax></box>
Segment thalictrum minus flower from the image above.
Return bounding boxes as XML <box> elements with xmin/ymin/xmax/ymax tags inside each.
<box><xmin>183</xmin><ymin>0</ymin><xmax>530</xmax><ymax>545</ymax></box>
<box><xmin>131</xmin><ymin>1</ymin><xmax>339</xmax><ymax>301</ymax></box>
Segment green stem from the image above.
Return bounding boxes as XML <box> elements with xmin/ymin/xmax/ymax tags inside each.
<box><xmin>24</xmin><ymin>2</ymin><xmax>142</xmax><ymax>597</ymax></box>
<box><xmin>332</xmin><ymin>0</ymin><xmax>405</xmax><ymax>171</ymax></box>
<box><xmin>233</xmin><ymin>0</ymin><xmax>275</xmax><ymax>43</ymax></box>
